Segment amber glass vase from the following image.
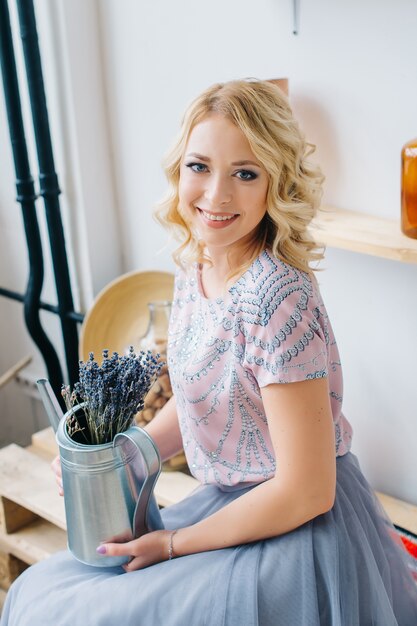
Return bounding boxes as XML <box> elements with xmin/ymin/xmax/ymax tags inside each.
<box><xmin>401</xmin><ymin>137</ymin><xmax>417</xmax><ymax>239</ymax></box>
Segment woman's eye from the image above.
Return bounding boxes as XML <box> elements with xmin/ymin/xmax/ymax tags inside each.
<box><xmin>185</xmin><ymin>162</ymin><xmax>208</xmax><ymax>173</ymax></box>
<box><xmin>235</xmin><ymin>169</ymin><xmax>257</xmax><ymax>181</ymax></box>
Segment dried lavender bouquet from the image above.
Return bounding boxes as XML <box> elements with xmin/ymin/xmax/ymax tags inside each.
<box><xmin>61</xmin><ymin>347</ymin><xmax>163</xmax><ymax>445</ymax></box>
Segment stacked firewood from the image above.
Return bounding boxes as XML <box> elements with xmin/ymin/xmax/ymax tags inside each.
<box><xmin>135</xmin><ymin>344</ymin><xmax>188</xmax><ymax>472</ymax></box>
<box><xmin>136</xmin><ymin>362</ymin><xmax>172</xmax><ymax>425</ymax></box>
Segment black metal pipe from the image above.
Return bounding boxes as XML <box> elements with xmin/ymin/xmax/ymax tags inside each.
<box><xmin>0</xmin><ymin>0</ymin><xmax>64</xmax><ymax>399</ymax></box>
<box><xmin>16</xmin><ymin>0</ymin><xmax>79</xmax><ymax>387</ymax></box>
<box><xmin>0</xmin><ymin>287</ymin><xmax>85</xmax><ymax>324</ymax></box>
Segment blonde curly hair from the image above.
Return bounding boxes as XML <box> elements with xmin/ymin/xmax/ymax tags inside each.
<box><xmin>154</xmin><ymin>79</ymin><xmax>324</xmax><ymax>277</ymax></box>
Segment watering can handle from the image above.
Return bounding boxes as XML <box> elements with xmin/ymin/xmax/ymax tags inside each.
<box><xmin>113</xmin><ymin>427</ymin><xmax>164</xmax><ymax>537</ymax></box>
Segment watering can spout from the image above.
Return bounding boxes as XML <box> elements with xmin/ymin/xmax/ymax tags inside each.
<box><xmin>37</xmin><ymin>378</ymin><xmax>64</xmax><ymax>433</ymax></box>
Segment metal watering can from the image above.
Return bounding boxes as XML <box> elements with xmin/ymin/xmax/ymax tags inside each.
<box><xmin>38</xmin><ymin>377</ymin><xmax>164</xmax><ymax>568</ymax></box>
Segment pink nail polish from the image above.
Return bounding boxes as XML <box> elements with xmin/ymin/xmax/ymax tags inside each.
<box><xmin>96</xmin><ymin>545</ymin><xmax>107</xmax><ymax>555</ymax></box>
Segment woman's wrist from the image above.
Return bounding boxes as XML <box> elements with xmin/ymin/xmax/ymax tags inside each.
<box><xmin>167</xmin><ymin>529</ymin><xmax>178</xmax><ymax>560</ymax></box>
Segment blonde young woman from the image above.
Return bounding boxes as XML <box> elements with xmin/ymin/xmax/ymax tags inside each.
<box><xmin>3</xmin><ymin>80</ymin><xmax>417</xmax><ymax>625</ymax></box>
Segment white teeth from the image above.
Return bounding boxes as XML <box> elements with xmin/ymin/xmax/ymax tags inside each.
<box><xmin>201</xmin><ymin>211</ymin><xmax>236</xmax><ymax>221</ymax></box>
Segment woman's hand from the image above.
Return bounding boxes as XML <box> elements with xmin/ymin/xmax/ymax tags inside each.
<box><xmin>51</xmin><ymin>455</ymin><xmax>64</xmax><ymax>496</ymax></box>
<box><xmin>96</xmin><ymin>529</ymin><xmax>175</xmax><ymax>572</ymax></box>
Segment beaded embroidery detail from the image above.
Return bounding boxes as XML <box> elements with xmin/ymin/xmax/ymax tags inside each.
<box><xmin>168</xmin><ymin>250</ymin><xmax>353</xmax><ymax>486</ymax></box>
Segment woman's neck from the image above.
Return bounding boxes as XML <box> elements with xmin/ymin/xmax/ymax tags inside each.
<box><xmin>200</xmin><ymin>242</ymin><xmax>263</xmax><ymax>298</ymax></box>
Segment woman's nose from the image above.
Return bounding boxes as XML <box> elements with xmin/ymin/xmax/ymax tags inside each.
<box><xmin>204</xmin><ymin>174</ymin><xmax>232</xmax><ymax>206</ymax></box>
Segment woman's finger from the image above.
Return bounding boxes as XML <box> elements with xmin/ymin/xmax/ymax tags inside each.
<box><xmin>51</xmin><ymin>456</ymin><xmax>64</xmax><ymax>495</ymax></box>
<box><xmin>54</xmin><ymin>474</ymin><xmax>64</xmax><ymax>496</ymax></box>
<box><xmin>122</xmin><ymin>556</ymin><xmax>144</xmax><ymax>572</ymax></box>
<box><xmin>96</xmin><ymin>540</ymin><xmax>135</xmax><ymax>557</ymax></box>
<box><xmin>51</xmin><ymin>456</ymin><xmax>62</xmax><ymax>478</ymax></box>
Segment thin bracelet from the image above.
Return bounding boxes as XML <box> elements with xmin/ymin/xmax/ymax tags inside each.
<box><xmin>168</xmin><ymin>529</ymin><xmax>178</xmax><ymax>560</ymax></box>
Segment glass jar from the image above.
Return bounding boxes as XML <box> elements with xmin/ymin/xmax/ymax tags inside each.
<box><xmin>138</xmin><ymin>300</ymin><xmax>171</xmax><ymax>351</ymax></box>
<box><xmin>135</xmin><ymin>302</ymin><xmax>188</xmax><ymax>472</ymax></box>
<box><xmin>401</xmin><ymin>137</ymin><xmax>417</xmax><ymax>239</ymax></box>
<box><xmin>136</xmin><ymin>301</ymin><xmax>172</xmax><ymax>423</ymax></box>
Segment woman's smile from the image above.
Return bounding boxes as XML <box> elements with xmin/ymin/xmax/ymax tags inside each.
<box><xmin>197</xmin><ymin>207</ymin><xmax>240</xmax><ymax>228</ymax></box>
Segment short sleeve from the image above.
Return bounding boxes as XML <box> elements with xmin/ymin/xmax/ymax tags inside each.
<box><xmin>240</xmin><ymin>264</ymin><xmax>329</xmax><ymax>387</ymax></box>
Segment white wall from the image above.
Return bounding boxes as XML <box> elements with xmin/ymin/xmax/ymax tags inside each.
<box><xmin>1</xmin><ymin>0</ymin><xmax>416</xmax><ymax>502</ymax></box>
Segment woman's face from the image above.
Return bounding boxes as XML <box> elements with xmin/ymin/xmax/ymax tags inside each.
<box><xmin>178</xmin><ymin>114</ymin><xmax>269</xmax><ymax>256</ymax></box>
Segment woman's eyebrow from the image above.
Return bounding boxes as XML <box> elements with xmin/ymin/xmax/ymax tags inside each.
<box><xmin>185</xmin><ymin>152</ymin><xmax>261</xmax><ymax>167</ymax></box>
<box><xmin>232</xmin><ymin>160</ymin><xmax>261</xmax><ymax>167</ymax></box>
<box><xmin>185</xmin><ymin>152</ymin><xmax>210</xmax><ymax>161</ymax></box>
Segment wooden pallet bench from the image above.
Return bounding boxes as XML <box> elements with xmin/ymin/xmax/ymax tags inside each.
<box><xmin>0</xmin><ymin>427</ymin><xmax>198</xmax><ymax>598</ymax></box>
<box><xmin>0</xmin><ymin>427</ymin><xmax>416</xmax><ymax>611</ymax></box>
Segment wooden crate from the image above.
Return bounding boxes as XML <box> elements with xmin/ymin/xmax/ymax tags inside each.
<box><xmin>0</xmin><ymin>552</ymin><xmax>27</xmax><ymax>590</ymax></box>
<box><xmin>0</xmin><ymin>441</ymin><xmax>67</xmax><ymax>594</ymax></box>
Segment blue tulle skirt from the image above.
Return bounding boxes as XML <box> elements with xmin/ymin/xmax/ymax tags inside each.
<box><xmin>2</xmin><ymin>452</ymin><xmax>417</xmax><ymax>625</ymax></box>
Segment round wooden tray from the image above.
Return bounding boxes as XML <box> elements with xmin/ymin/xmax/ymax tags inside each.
<box><xmin>79</xmin><ymin>269</ymin><xmax>175</xmax><ymax>362</ymax></box>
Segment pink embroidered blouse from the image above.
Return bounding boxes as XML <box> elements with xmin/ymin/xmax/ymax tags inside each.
<box><xmin>167</xmin><ymin>250</ymin><xmax>353</xmax><ymax>486</ymax></box>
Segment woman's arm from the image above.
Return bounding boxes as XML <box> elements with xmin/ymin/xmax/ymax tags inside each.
<box><xmin>101</xmin><ymin>376</ymin><xmax>336</xmax><ymax>569</ymax></box>
<box><xmin>144</xmin><ymin>395</ymin><xmax>183</xmax><ymax>462</ymax></box>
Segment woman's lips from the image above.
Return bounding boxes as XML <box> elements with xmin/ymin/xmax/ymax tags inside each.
<box><xmin>197</xmin><ymin>208</ymin><xmax>239</xmax><ymax>229</ymax></box>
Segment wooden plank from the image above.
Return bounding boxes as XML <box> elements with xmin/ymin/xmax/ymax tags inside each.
<box><xmin>310</xmin><ymin>206</ymin><xmax>417</xmax><ymax>264</ymax></box>
<box><xmin>0</xmin><ymin>445</ymin><xmax>66</xmax><ymax>531</ymax></box>
<box><xmin>0</xmin><ymin>550</ymin><xmax>28</xmax><ymax>589</ymax></box>
<box><xmin>31</xmin><ymin>427</ymin><xmax>57</xmax><ymax>459</ymax></box>
<box><xmin>0</xmin><ymin>355</ymin><xmax>32</xmax><ymax>390</ymax></box>
<box><xmin>26</xmin><ymin>445</ymin><xmax>56</xmax><ymax>464</ymax></box>
<box><xmin>0</xmin><ymin>519</ymin><xmax>67</xmax><ymax>565</ymax></box>
<box><xmin>0</xmin><ymin>497</ymin><xmax>38</xmax><ymax>534</ymax></box>
<box><xmin>375</xmin><ymin>491</ymin><xmax>417</xmax><ymax>535</ymax></box>
<box><xmin>155</xmin><ymin>471</ymin><xmax>199</xmax><ymax>508</ymax></box>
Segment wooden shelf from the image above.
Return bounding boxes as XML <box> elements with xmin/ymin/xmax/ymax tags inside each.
<box><xmin>310</xmin><ymin>206</ymin><xmax>417</xmax><ymax>264</ymax></box>
<box><xmin>375</xmin><ymin>491</ymin><xmax>417</xmax><ymax>536</ymax></box>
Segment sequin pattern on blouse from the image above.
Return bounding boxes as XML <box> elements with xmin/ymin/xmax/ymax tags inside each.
<box><xmin>168</xmin><ymin>250</ymin><xmax>353</xmax><ymax>486</ymax></box>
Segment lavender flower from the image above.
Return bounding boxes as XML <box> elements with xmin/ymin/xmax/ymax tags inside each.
<box><xmin>61</xmin><ymin>347</ymin><xmax>164</xmax><ymax>445</ymax></box>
